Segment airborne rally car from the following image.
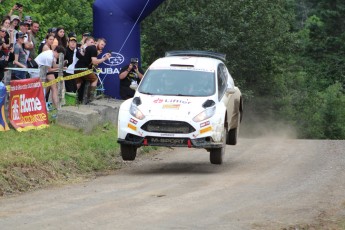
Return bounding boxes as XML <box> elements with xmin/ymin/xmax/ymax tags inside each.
<box><xmin>117</xmin><ymin>51</ymin><xmax>242</xmax><ymax>164</ymax></box>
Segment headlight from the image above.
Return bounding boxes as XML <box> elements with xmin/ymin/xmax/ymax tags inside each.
<box><xmin>129</xmin><ymin>103</ymin><xmax>145</xmax><ymax>120</ymax></box>
<box><xmin>193</xmin><ymin>106</ymin><xmax>216</xmax><ymax>122</ymax></box>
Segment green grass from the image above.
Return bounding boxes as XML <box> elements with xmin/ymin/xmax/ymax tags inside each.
<box><xmin>0</xmin><ymin>123</ymin><xmax>122</xmax><ymax>195</ymax></box>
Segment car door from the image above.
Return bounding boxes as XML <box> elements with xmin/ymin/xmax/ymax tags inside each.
<box><xmin>218</xmin><ymin>63</ymin><xmax>236</xmax><ymax>128</ymax></box>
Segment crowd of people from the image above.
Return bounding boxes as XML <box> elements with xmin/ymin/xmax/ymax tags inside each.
<box><xmin>0</xmin><ymin>4</ymin><xmax>112</xmax><ymax>108</ymax></box>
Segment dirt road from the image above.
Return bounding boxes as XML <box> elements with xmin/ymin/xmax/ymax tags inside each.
<box><xmin>0</xmin><ymin>137</ymin><xmax>344</xmax><ymax>230</ymax></box>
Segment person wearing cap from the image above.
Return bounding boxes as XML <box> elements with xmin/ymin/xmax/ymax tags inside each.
<box><xmin>24</xmin><ymin>16</ymin><xmax>32</xmax><ymax>26</ymax></box>
<box><xmin>79</xmin><ymin>32</ymin><xmax>91</xmax><ymax>47</ymax></box>
<box><xmin>119</xmin><ymin>58</ymin><xmax>144</xmax><ymax>99</ymax></box>
<box><xmin>34</xmin><ymin>46</ymin><xmax>66</xmax><ymax>108</ymax></box>
<box><xmin>18</xmin><ymin>21</ymin><xmax>33</xmax><ymax>70</ymax></box>
<box><xmin>13</xmin><ymin>32</ymin><xmax>27</xmax><ymax>79</ymax></box>
<box><xmin>65</xmin><ymin>35</ymin><xmax>80</xmax><ymax>92</ymax></box>
<box><xmin>9</xmin><ymin>15</ymin><xmax>20</xmax><ymax>40</ymax></box>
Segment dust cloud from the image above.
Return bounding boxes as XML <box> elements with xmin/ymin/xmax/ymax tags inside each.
<box><xmin>239</xmin><ymin>113</ymin><xmax>297</xmax><ymax>139</ymax></box>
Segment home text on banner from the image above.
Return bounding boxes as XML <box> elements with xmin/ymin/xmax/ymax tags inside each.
<box><xmin>8</xmin><ymin>78</ymin><xmax>49</xmax><ymax>132</ymax></box>
<box><xmin>0</xmin><ymin>82</ymin><xmax>10</xmax><ymax>131</ymax></box>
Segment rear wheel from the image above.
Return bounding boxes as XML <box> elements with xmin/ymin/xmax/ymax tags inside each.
<box><xmin>210</xmin><ymin>127</ymin><xmax>226</xmax><ymax>164</ymax></box>
<box><xmin>120</xmin><ymin>144</ymin><xmax>137</xmax><ymax>161</ymax></box>
<box><xmin>227</xmin><ymin>112</ymin><xmax>241</xmax><ymax>145</ymax></box>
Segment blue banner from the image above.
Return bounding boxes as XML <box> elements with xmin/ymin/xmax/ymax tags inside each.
<box><xmin>0</xmin><ymin>82</ymin><xmax>9</xmax><ymax>131</ymax></box>
<box><xmin>93</xmin><ymin>0</ymin><xmax>166</xmax><ymax>99</ymax></box>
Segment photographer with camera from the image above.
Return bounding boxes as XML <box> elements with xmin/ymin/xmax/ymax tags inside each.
<box><xmin>119</xmin><ymin>58</ymin><xmax>144</xmax><ymax>100</ymax></box>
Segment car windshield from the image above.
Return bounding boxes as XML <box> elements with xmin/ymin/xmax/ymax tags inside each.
<box><xmin>138</xmin><ymin>69</ymin><xmax>215</xmax><ymax>96</ymax></box>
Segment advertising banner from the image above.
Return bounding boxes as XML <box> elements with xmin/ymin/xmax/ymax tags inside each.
<box><xmin>93</xmin><ymin>0</ymin><xmax>165</xmax><ymax>99</ymax></box>
<box><xmin>8</xmin><ymin>78</ymin><xmax>49</xmax><ymax>132</ymax></box>
<box><xmin>0</xmin><ymin>82</ymin><xmax>9</xmax><ymax>131</ymax></box>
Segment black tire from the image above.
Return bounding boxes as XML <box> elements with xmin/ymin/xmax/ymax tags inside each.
<box><xmin>227</xmin><ymin>112</ymin><xmax>241</xmax><ymax>145</ymax></box>
<box><xmin>210</xmin><ymin>127</ymin><xmax>226</xmax><ymax>164</ymax></box>
<box><xmin>120</xmin><ymin>144</ymin><xmax>137</xmax><ymax>161</ymax></box>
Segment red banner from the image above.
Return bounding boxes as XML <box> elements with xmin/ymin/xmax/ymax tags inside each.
<box><xmin>8</xmin><ymin>78</ymin><xmax>49</xmax><ymax>132</ymax></box>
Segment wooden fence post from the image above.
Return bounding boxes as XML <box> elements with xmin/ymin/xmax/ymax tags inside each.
<box><xmin>57</xmin><ymin>53</ymin><xmax>65</xmax><ymax>109</ymax></box>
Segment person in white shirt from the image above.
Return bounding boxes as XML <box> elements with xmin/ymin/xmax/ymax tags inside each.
<box><xmin>34</xmin><ymin>46</ymin><xmax>65</xmax><ymax>109</ymax></box>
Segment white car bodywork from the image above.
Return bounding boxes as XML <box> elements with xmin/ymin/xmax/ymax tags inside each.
<box><xmin>117</xmin><ymin>51</ymin><xmax>242</xmax><ymax>164</ymax></box>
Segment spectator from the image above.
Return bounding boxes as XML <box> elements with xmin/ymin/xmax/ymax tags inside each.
<box><xmin>38</xmin><ymin>27</ymin><xmax>56</xmax><ymax>54</ymax></box>
<box><xmin>0</xmin><ymin>26</ymin><xmax>8</xmax><ymax>52</ymax></box>
<box><xmin>0</xmin><ymin>40</ymin><xmax>10</xmax><ymax>82</ymax></box>
<box><xmin>28</xmin><ymin>21</ymin><xmax>39</xmax><ymax>59</ymax></box>
<box><xmin>52</xmin><ymin>27</ymin><xmax>67</xmax><ymax>50</ymax></box>
<box><xmin>1</xmin><ymin>17</ymin><xmax>12</xmax><ymax>54</ymax></box>
<box><xmin>24</xmin><ymin>16</ymin><xmax>32</xmax><ymax>27</ymax></box>
<box><xmin>34</xmin><ymin>46</ymin><xmax>66</xmax><ymax>109</ymax></box>
<box><xmin>80</xmin><ymin>32</ymin><xmax>91</xmax><ymax>47</ymax></box>
<box><xmin>12</xmin><ymin>32</ymin><xmax>27</xmax><ymax>79</ymax></box>
<box><xmin>119</xmin><ymin>58</ymin><xmax>144</xmax><ymax>99</ymax></box>
<box><xmin>65</xmin><ymin>35</ymin><xmax>79</xmax><ymax>92</ymax></box>
<box><xmin>75</xmin><ymin>37</ymin><xmax>111</xmax><ymax>103</ymax></box>
<box><xmin>42</xmin><ymin>33</ymin><xmax>54</xmax><ymax>52</ymax></box>
<box><xmin>18</xmin><ymin>21</ymin><xmax>33</xmax><ymax>70</ymax></box>
<box><xmin>9</xmin><ymin>15</ymin><xmax>20</xmax><ymax>41</ymax></box>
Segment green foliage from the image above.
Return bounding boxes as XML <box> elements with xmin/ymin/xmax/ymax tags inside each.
<box><xmin>0</xmin><ymin>0</ymin><xmax>93</xmax><ymax>42</ymax></box>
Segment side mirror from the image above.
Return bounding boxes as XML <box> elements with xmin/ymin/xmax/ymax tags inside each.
<box><xmin>130</xmin><ymin>82</ymin><xmax>138</xmax><ymax>90</ymax></box>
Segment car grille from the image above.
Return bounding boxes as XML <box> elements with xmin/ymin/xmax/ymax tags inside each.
<box><xmin>141</xmin><ymin>120</ymin><xmax>195</xmax><ymax>134</ymax></box>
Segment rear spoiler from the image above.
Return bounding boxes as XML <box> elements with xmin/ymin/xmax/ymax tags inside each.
<box><xmin>165</xmin><ymin>50</ymin><xmax>226</xmax><ymax>62</ymax></box>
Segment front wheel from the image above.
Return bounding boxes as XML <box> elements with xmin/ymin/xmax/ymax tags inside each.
<box><xmin>120</xmin><ymin>144</ymin><xmax>137</xmax><ymax>161</ymax></box>
<box><xmin>210</xmin><ymin>127</ymin><xmax>226</xmax><ymax>164</ymax></box>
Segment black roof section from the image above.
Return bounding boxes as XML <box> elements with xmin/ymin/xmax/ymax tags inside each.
<box><xmin>165</xmin><ymin>50</ymin><xmax>226</xmax><ymax>62</ymax></box>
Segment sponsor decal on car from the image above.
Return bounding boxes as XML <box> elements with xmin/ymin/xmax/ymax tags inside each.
<box><xmin>128</xmin><ymin>123</ymin><xmax>136</xmax><ymax>131</ymax></box>
<box><xmin>200</xmin><ymin>121</ymin><xmax>210</xmax><ymax>128</ymax></box>
<box><xmin>153</xmin><ymin>98</ymin><xmax>191</xmax><ymax>104</ymax></box>
<box><xmin>200</xmin><ymin>126</ymin><xmax>212</xmax><ymax>134</ymax></box>
<box><xmin>162</xmin><ymin>104</ymin><xmax>180</xmax><ymax>110</ymax></box>
<box><xmin>130</xmin><ymin>118</ymin><xmax>138</xmax><ymax>125</ymax></box>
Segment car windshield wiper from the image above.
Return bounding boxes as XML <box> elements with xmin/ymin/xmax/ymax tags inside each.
<box><xmin>139</xmin><ymin>91</ymin><xmax>153</xmax><ymax>95</ymax></box>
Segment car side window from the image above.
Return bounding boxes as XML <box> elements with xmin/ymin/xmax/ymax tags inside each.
<box><xmin>217</xmin><ymin>64</ymin><xmax>227</xmax><ymax>100</ymax></box>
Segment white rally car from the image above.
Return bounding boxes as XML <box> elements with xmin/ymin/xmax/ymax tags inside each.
<box><xmin>117</xmin><ymin>51</ymin><xmax>243</xmax><ymax>164</ymax></box>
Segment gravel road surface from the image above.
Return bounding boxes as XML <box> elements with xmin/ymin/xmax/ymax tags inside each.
<box><xmin>0</xmin><ymin>137</ymin><xmax>344</xmax><ymax>230</ymax></box>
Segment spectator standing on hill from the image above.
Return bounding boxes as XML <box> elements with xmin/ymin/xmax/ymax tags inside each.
<box><xmin>23</xmin><ymin>16</ymin><xmax>32</xmax><ymax>27</ymax></box>
<box><xmin>52</xmin><ymin>27</ymin><xmax>67</xmax><ymax>50</ymax></box>
<box><xmin>18</xmin><ymin>21</ymin><xmax>33</xmax><ymax>69</ymax></box>
<box><xmin>42</xmin><ymin>33</ymin><xmax>54</xmax><ymax>52</ymax></box>
<box><xmin>1</xmin><ymin>17</ymin><xmax>12</xmax><ymax>54</ymax></box>
<box><xmin>65</xmin><ymin>34</ymin><xmax>79</xmax><ymax>92</ymax></box>
<box><xmin>75</xmin><ymin>37</ymin><xmax>111</xmax><ymax>103</ymax></box>
<box><xmin>28</xmin><ymin>21</ymin><xmax>39</xmax><ymax>59</ymax></box>
<box><xmin>0</xmin><ymin>40</ymin><xmax>11</xmax><ymax>82</ymax></box>
<box><xmin>34</xmin><ymin>46</ymin><xmax>66</xmax><ymax>109</ymax></box>
<box><xmin>12</xmin><ymin>32</ymin><xmax>27</xmax><ymax>79</ymax></box>
<box><xmin>38</xmin><ymin>28</ymin><xmax>56</xmax><ymax>54</ymax></box>
<box><xmin>9</xmin><ymin>15</ymin><xmax>20</xmax><ymax>40</ymax></box>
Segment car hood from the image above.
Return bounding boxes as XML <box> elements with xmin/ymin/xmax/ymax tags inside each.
<box><xmin>137</xmin><ymin>94</ymin><xmax>211</xmax><ymax>119</ymax></box>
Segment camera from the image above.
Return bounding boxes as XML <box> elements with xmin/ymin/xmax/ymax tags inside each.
<box><xmin>16</xmin><ymin>3</ymin><xmax>23</xmax><ymax>8</ymax></box>
<box><xmin>130</xmin><ymin>58</ymin><xmax>138</xmax><ymax>63</ymax></box>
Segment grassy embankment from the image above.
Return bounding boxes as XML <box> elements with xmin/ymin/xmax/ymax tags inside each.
<box><xmin>0</xmin><ymin>123</ymin><xmax>155</xmax><ymax>196</ymax></box>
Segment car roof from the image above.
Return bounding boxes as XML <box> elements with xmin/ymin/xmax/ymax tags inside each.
<box><xmin>149</xmin><ymin>55</ymin><xmax>223</xmax><ymax>72</ymax></box>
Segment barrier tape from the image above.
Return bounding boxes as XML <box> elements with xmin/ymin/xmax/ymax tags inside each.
<box><xmin>5</xmin><ymin>67</ymin><xmax>88</xmax><ymax>72</ymax></box>
<box><xmin>5</xmin><ymin>69</ymin><xmax>93</xmax><ymax>92</ymax></box>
